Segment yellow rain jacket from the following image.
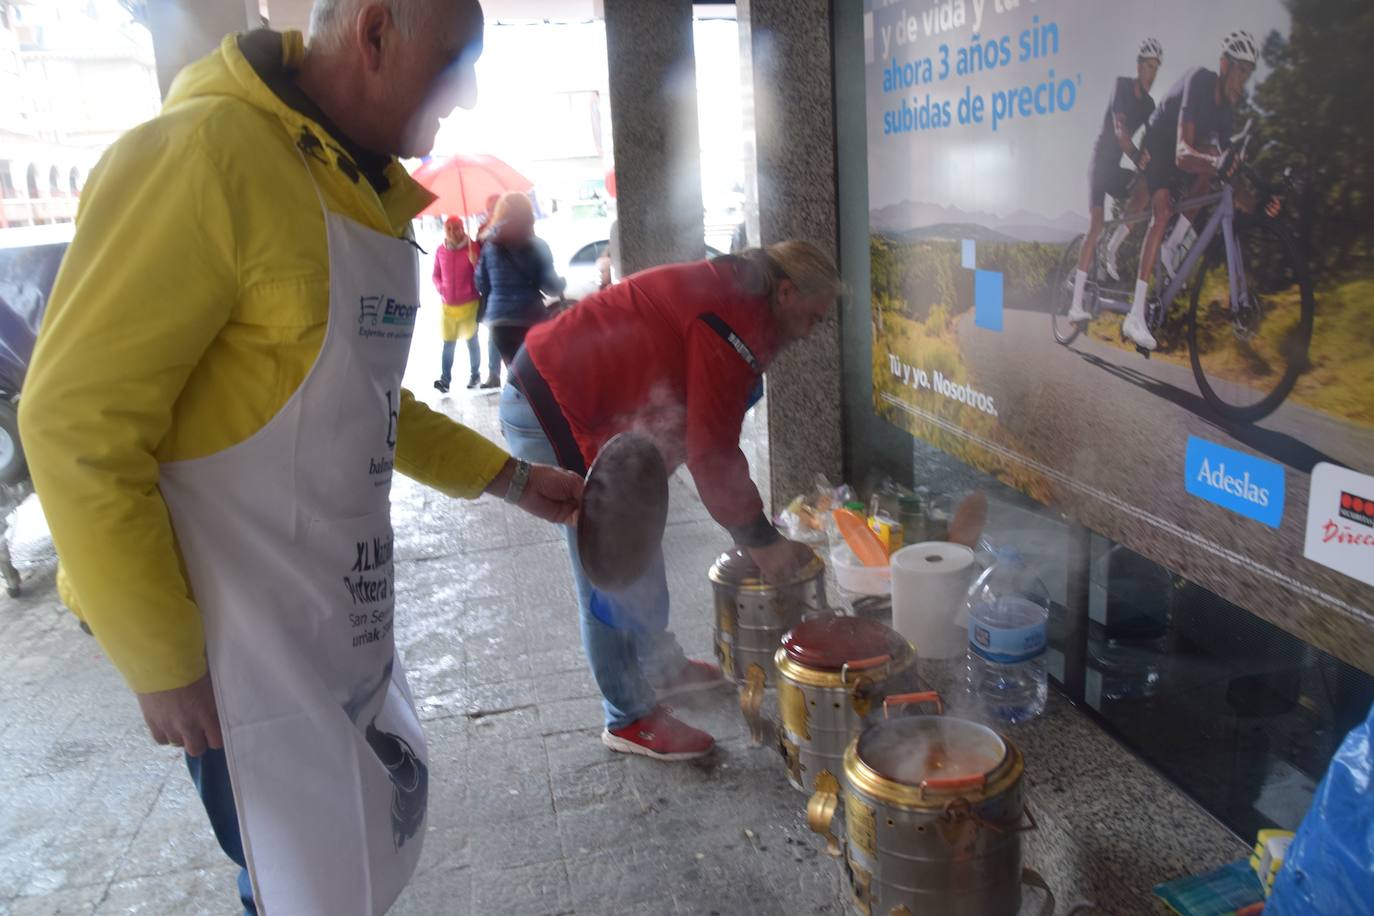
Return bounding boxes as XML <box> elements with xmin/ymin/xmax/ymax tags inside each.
<box><xmin>20</xmin><ymin>31</ymin><xmax>510</xmax><ymax>694</ymax></box>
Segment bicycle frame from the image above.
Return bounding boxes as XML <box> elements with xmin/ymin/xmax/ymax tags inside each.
<box><xmin>1155</xmin><ymin>183</ymin><xmax>1244</xmax><ymax>314</ymax></box>
<box><xmin>1088</xmin><ymin>183</ymin><xmax>1246</xmax><ymax>321</ymax></box>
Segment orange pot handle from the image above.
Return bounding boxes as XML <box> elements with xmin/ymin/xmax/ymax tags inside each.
<box><xmin>841</xmin><ymin>654</ymin><xmax>891</xmax><ymax>681</ymax></box>
<box><xmin>882</xmin><ymin>690</ymin><xmax>943</xmax><ymax>717</ymax></box>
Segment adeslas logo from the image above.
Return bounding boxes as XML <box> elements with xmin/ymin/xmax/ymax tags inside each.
<box><xmin>1194</xmin><ymin>458</ymin><xmax>1271</xmax><ymax>507</ymax></box>
<box><xmin>1184</xmin><ymin>436</ymin><xmax>1285</xmax><ymax>528</ymax></box>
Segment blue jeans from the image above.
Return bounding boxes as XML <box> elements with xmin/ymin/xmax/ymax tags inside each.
<box><xmin>187</xmin><ymin>749</ymin><xmax>257</xmax><ymax>915</ymax></box>
<box><xmin>467</xmin><ymin>332</ymin><xmax>500</xmax><ymax>381</ymax></box>
<box><xmin>498</xmin><ymin>383</ymin><xmax>686</xmax><ymax>729</ymax></box>
<box><xmin>440</xmin><ymin>334</ymin><xmax>499</xmax><ymax>385</ymax></box>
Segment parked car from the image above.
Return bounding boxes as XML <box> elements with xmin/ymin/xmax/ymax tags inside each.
<box><xmin>0</xmin><ymin>224</ymin><xmax>71</xmax><ymax>486</ymax></box>
<box><xmin>563</xmin><ymin>239</ymin><xmax>724</xmax><ymax>302</ymax></box>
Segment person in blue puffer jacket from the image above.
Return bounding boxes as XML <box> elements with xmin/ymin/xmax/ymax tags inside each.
<box><xmin>474</xmin><ymin>191</ymin><xmax>565</xmax><ymax>372</ymax></box>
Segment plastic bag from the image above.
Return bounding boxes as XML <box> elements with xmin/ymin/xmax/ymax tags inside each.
<box><xmin>1265</xmin><ymin>699</ymin><xmax>1374</xmax><ymax>914</ymax></box>
<box><xmin>775</xmin><ymin>474</ymin><xmax>847</xmax><ymax>545</ymax></box>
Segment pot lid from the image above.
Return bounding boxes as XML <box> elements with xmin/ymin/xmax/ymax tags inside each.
<box><xmin>782</xmin><ymin>614</ymin><xmax>911</xmax><ymax>671</ymax></box>
<box><xmin>856</xmin><ymin>716</ymin><xmax>1006</xmax><ymax>787</ymax></box>
<box><xmin>709</xmin><ymin>547</ymin><xmax>823</xmax><ymax>588</ymax></box>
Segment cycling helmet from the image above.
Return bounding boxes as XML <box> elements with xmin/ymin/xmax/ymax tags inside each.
<box><xmin>1221</xmin><ymin>30</ymin><xmax>1258</xmax><ymax>64</ymax></box>
<box><xmin>1138</xmin><ymin>38</ymin><xmax>1163</xmax><ymax>61</ymax></box>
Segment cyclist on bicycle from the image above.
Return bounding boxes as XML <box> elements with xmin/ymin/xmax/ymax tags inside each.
<box><xmin>1066</xmin><ymin>38</ymin><xmax>1162</xmax><ymax>323</ymax></box>
<box><xmin>1123</xmin><ymin>29</ymin><xmax>1257</xmax><ymax>350</ymax></box>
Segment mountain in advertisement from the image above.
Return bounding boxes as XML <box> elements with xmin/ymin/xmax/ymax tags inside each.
<box><xmin>871</xmin><ymin>200</ymin><xmax>1087</xmax><ymax>243</ymax></box>
<box><xmin>895</xmin><ymin>223</ymin><xmax>1021</xmax><ymax>243</ymax></box>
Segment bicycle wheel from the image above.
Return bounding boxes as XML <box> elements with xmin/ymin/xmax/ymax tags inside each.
<box><xmin>1050</xmin><ymin>234</ymin><xmax>1087</xmax><ymax>345</ymax></box>
<box><xmin>1187</xmin><ymin>216</ymin><xmax>1314</xmax><ymax>421</ymax></box>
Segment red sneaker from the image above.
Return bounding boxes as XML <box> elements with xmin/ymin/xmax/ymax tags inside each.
<box><xmin>602</xmin><ymin>706</ymin><xmax>714</xmax><ymax>760</ymax></box>
<box><xmin>653</xmin><ymin>659</ymin><xmax>726</xmax><ymax>699</ymax></box>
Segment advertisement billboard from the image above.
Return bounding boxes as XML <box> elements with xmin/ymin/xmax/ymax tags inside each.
<box><xmin>864</xmin><ymin>0</ymin><xmax>1374</xmax><ymax>668</ymax></box>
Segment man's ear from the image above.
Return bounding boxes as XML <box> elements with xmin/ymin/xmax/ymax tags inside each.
<box><xmin>775</xmin><ymin>277</ymin><xmax>799</xmax><ymax>310</ymax></box>
<box><xmin>356</xmin><ymin>3</ymin><xmax>390</xmax><ymax>72</ymax></box>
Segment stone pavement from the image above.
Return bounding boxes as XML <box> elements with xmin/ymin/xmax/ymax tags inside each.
<box><xmin>0</xmin><ymin>370</ymin><xmax>856</xmax><ymax>915</ymax></box>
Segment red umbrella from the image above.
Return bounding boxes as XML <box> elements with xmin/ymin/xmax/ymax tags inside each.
<box><xmin>410</xmin><ymin>154</ymin><xmax>533</xmax><ymax>218</ymax></box>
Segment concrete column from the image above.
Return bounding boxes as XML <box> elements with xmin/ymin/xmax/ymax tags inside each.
<box><xmin>146</xmin><ymin>0</ymin><xmax>261</xmax><ymax>99</ymax></box>
<box><xmin>603</xmin><ymin>0</ymin><xmax>704</xmax><ymax>275</ymax></box>
<box><xmin>739</xmin><ymin>0</ymin><xmax>844</xmax><ymax>509</ymax></box>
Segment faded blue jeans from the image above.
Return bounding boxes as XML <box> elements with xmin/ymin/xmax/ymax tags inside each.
<box><xmin>439</xmin><ymin>334</ymin><xmax>500</xmax><ymax>386</ymax></box>
<box><xmin>188</xmin><ymin>749</ymin><xmax>257</xmax><ymax>915</ymax></box>
<box><xmin>498</xmin><ymin>383</ymin><xmax>686</xmax><ymax>729</ymax></box>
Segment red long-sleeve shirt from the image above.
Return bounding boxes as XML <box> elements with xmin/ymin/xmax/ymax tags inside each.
<box><xmin>524</xmin><ymin>257</ymin><xmax>777</xmax><ymax>531</ymax></box>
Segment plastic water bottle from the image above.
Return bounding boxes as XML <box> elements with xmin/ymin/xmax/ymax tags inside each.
<box><xmin>962</xmin><ymin>547</ymin><xmax>1049</xmax><ymax>723</ymax></box>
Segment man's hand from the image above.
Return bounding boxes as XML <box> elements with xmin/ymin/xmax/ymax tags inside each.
<box><xmin>486</xmin><ymin>459</ymin><xmax>584</xmax><ymax>524</ymax></box>
<box><xmin>517</xmin><ymin>464</ymin><xmax>583</xmax><ymax>524</ymax></box>
<box><xmin>747</xmin><ymin>538</ymin><xmax>816</xmax><ymax>584</ymax></box>
<box><xmin>136</xmin><ymin>674</ymin><xmax>222</xmax><ymax>757</ymax></box>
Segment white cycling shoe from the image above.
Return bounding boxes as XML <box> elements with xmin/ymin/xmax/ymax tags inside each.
<box><xmin>1104</xmin><ymin>254</ymin><xmax>1121</xmax><ymax>282</ymax></box>
<box><xmin>1065</xmin><ymin>301</ymin><xmax>1093</xmax><ymax>322</ymax></box>
<box><xmin>1122</xmin><ymin>314</ymin><xmax>1158</xmax><ymax>350</ymax></box>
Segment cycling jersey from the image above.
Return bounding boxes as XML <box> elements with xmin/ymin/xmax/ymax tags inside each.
<box><xmin>1088</xmin><ymin>77</ymin><xmax>1153</xmax><ymax>209</ymax></box>
<box><xmin>1142</xmin><ymin>67</ymin><xmax>1235</xmax><ymax>193</ymax></box>
<box><xmin>1092</xmin><ymin>77</ymin><xmax>1155</xmax><ymax>166</ymax></box>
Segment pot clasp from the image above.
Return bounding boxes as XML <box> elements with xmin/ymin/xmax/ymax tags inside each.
<box><xmin>806</xmin><ymin>769</ymin><xmax>842</xmax><ymax>857</ymax></box>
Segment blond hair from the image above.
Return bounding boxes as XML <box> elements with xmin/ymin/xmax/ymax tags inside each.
<box><xmin>734</xmin><ymin>239</ymin><xmax>843</xmax><ymax>303</ymax></box>
<box><xmin>491</xmin><ymin>191</ymin><xmax>534</xmax><ymax>227</ymax></box>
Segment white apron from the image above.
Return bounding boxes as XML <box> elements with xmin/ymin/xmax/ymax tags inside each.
<box><xmin>159</xmin><ymin>161</ymin><xmax>426</xmax><ymax>915</ymax></box>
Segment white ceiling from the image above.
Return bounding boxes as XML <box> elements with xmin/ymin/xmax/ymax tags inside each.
<box><xmin>263</xmin><ymin>0</ymin><xmax>605</xmax><ymax>34</ymax></box>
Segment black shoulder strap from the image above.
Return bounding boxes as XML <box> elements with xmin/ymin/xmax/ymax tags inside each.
<box><xmin>698</xmin><ymin>312</ymin><xmax>761</xmax><ymax>374</ymax></box>
<box><xmin>497</xmin><ymin>242</ymin><xmax>543</xmax><ymax>290</ymax></box>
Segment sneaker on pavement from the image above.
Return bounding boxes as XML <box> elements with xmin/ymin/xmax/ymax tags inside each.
<box><xmin>654</xmin><ymin>659</ymin><xmax>726</xmax><ymax>699</ymax></box>
<box><xmin>1122</xmin><ymin>313</ymin><xmax>1158</xmax><ymax>350</ymax></box>
<box><xmin>433</xmin><ymin>378</ymin><xmax>449</xmax><ymax>393</ymax></box>
<box><xmin>602</xmin><ymin>706</ymin><xmax>714</xmax><ymax>761</ymax></box>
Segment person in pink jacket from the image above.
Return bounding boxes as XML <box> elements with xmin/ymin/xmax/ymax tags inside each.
<box><xmin>432</xmin><ymin>217</ymin><xmax>498</xmax><ymax>391</ymax></box>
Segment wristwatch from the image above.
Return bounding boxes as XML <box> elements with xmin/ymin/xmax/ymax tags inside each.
<box><xmin>504</xmin><ymin>459</ymin><xmax>532</xmax><ymax>505</ymax></box>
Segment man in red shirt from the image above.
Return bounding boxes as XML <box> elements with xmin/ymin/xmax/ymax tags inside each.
<box><xmin>499</xmin><ymin>240</ymin><xmax>842</xmax><ymax>759</ymax></box>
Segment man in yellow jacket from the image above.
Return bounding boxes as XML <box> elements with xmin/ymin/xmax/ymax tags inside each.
<box><xmin>19</xmin><ymin>2</ymin><xmax>581</xmax><ymax>913</ymax></box>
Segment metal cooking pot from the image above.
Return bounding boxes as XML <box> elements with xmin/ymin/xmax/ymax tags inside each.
<box><xmin>774</xmin><ymin>614</ymin><xmax>916</xmax><ymax>794</ymax></box>
<box><xmin>708</xmin><ymin>547</ymin><xmax>826</xmax><ymax>742</ymax></box>
<box><xmin>809</xmin><ymin>693</ymin><xmax>1042</xmax><ymax>916</ymax></box>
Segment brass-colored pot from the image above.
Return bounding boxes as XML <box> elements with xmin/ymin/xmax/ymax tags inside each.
<box><xmin>809</xmin><ymin>695</ymin><xmax>1038</xmax><ymax>916</ymax></box>
<box><xmin>773</xmin><ymin>615</ymin><xmax>916</xmax><ymax>794</ymax></box>
<box><xmin>708</xmin><ymin>547</ymin><xmax>826</xmax><ymax>742</ymax></box>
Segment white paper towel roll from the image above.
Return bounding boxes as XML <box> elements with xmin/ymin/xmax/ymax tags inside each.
<box><xmin>891</xmin><ymin>542</ymin><xmax>976</xmax><ymax>659</ymax></box>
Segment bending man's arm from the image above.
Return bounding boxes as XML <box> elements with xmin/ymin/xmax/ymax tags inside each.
<box><xmin>683</xmin><ymin>321</ymin><xmax>814</xmax><ymax>581</ymax></box>
<box><xmin>20</xmin><ymin>124</ymin><xmax>237</xmax><ymax>694</ymax></box>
